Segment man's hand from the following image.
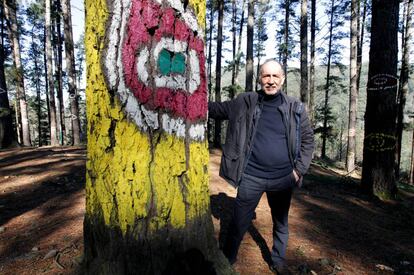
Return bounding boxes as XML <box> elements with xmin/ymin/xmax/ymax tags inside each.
<box><xmin>293</xmin><ymin>170</ymin><xmax>300</xmax><ymax>182</ymax></box>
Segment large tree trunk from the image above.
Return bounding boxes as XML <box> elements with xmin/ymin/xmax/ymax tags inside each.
<box><xmin>62</xmin><ymin>0</ymin><xmax>81</xmax><ymax>145</ymax></box>
<box><xmin>321</xmin><ymin>0</ymin><xmax>335</xmax><ymax>159</ymax></box>
<box><xmin>214</xmin><ymin>0</ymin><xmax>224</xmax><ymax>148</ymax></box>
<box><xmin>346</xmin><ymin>0</ymin><xmax>358</xmax><ymax>172</ymax></box>
<box><xmin>309</xmin><ymin>0</ymin><xmax>316</xmax><ymax>124</ymax></box>
<box><xmin>245</xmin><ymin>0</ymin><xmax>254</xmax><ymax>92</ymax></box>
<box><xmin>84</xmin><ymin>0</ymin><xmax>233</xmax><ymax>273</ymax></box>
<box><xmin>31</xmin><ymin>30</ymin><xmax>43</xmax><ymax>147</ymax></box>
<box><xmin>395</xmin><ymin>0</ymin><xmax>412</xmax><ymax>179</ymax></box>
<box><xmin>4</xmin><ymin>0</ymin><xmax>31</xmax><ymax>146</ymax></box>
<box><xmin>361</xmin><ymin>0</ymin><xmax>399</xmax><ymax>198</ymax></box>
<box><xmin>0</xmin><ymin>5</ymin><xmax>15</xmax><ymax>148</ymax></box>
<box><xmin>300</xmin><ymin>0</ymin><xmax>308</xmax><ymax>105</ymax></box>
<box><xmin>45</xmin><ymin>0</ymin><xmax>59</xmax><ymax>146</ymax></box>
<box><xmin>53</xmin><ymin>0</ymin><xmax>65</xmax><ymax>145</ymax></box>
<box><xmin>356</xmin><ymin>0</ymin><xmax>367</xmax><ymax>92</ymax></box>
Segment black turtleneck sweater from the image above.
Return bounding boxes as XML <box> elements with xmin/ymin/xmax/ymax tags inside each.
<box><xmin>244</xmin><ymin>92</ymin><xmax>292</xmax><ymax>179</ymax></box>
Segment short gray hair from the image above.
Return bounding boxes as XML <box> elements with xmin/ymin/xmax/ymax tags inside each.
<box><xmin>259</xmin><ymin>59</ymin><xmax>284</xmax><ymax>77</ymax></box>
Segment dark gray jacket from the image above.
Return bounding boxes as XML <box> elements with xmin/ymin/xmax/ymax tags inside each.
<box><xmin>209</xmin><ymin>91</ymin><xmax>314</xmax><ymax>187</ymax></box>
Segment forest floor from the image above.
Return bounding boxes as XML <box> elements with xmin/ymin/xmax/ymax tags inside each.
<box><xmin>1</xmin><ymin>146</ymin><xmax>414</xmax><ymax>275</ymax></box>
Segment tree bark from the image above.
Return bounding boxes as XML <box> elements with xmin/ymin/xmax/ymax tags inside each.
<box><xmin>309</xmin><ymin>0</ymin><xmax>316</xmax><ymax>124</ymax></box>
<box><xmin>214</xmin><ymin>0</ymin><xmax>224</xmax><ymax>148</ymax></box>
<box><xmin>3</xmin><ymin>0</ymin><xmax>31</xmax><ymax>146</ymax></box>
<box><xmin>234</xmin><ymin>0</ymin><xmax>245</xmax><ymax>85</ymax></box>
<box><xmin>361</xmin><ymin>0</ymin><xmax>399</xmax><ymax>198</ymax></box>
<box><xmin>53</xmin><ymin>0</ymin><xmax>65</xmax><ymax>145</ymax></box>
<box><xmin>231</xmin><ymin>0</ymin><xmax>237</xmax><ymax>86</ymax></box>
<box><xmin>283</xmin><ymin>0</ymin><xmax>290</xmax><ymax>93</ymax></box>
<box><xmin>321</xmin><ymin>0</ymin><xmax>335</xmax><ymax>159</ymax></box>
<box><xmin>45</xmin><ymin>0</ymin><xmax>59</xmax><ymax>146</ymax></box>
<box><xmin>62</xmin><ymin>0</ymin><xmax>81</xmax><ymax>145</ymax></box>
<box><xmin>0</xmin><ymin>4</ymin><xmax>15</xmax><ymax>148</ymax></box>
<box><xmin>245</xmin><ymin>0</ymin><xmax>254</xmax><ymax>92</ymax></box>
<box><xmin>84</xmin><ymin>0</ymin><xmax>234</xmax><ymax>273</ymax></box>
<box><xmin>410</xmin><ymin>128</ymin><xmax>414</xmax><ymax>185</ymax></box>
<box><xmin>346</xmin><ymin>0</ymin><xmax>358</xmax><ymax>173</ymax></box>
<box><xmin>395</xmin><ymin>0</ymin><xmax>412</xmax><ymax>179</ymax></box>
<box><xmin>300</xmin><ymin>0</ymin><xmax>308</xmax><ymax>105</ymax></box>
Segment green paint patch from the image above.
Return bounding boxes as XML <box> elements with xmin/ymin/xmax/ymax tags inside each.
<box><xmin>158</xmin><ymin>49</ymin><xmax>186</xmax><ymax>75</ymax></box>
<box><xmin>171</xmin><ymin>53</ymin><xmax>185</xmax><ymax>74</ymax></box>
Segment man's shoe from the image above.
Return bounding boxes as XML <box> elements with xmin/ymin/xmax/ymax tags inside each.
<box><xmin>270</xmin><ymin>264</ymin><xmax>290</xmax><ymax>275</ymax></box>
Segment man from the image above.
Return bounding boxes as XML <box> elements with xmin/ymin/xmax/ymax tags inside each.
<box><xmin>208</xmin><ymin>59</ymin><xmax>314</xmax><ymax>274</ymax></box>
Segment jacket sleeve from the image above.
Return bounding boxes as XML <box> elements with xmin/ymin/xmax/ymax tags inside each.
<box><xmin>208</xmin><ymin>100</ymin><xmax>234</xmax><ymax>120</ymax></box>
<box><xmin>295</xmin><ymin>108</ymin><xmax>315</xmax><ymax>176</ymax></box>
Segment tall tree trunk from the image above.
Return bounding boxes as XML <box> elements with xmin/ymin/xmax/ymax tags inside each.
<box><xmin>245</xmin><ymin>0</ymin><xmax>254</xmax><ymax>92</ymax></box>
<box><xmin>84</xmin><ymin>0</ymin><xmax>234</xmax><ymax>273</ymax></box>
<box><xmin>43</xmin><ymin>26</ymin><xmax>51</xmax><ymax>140</ymax></box>
<box><xmin>0</xmin><ymin>4</ymin><xmax>15</xmax><ymax>148</ymax></box>
<box><xmin>361</xmin><ymin>0</ymin><xmax>399</xmax><ymax>198</ymax></box>
<box><xmin>300</xmin><ymin>0</ymin><xmax>308</xmax><ymax>105</ymax></box>
<box><xmin>231</xmin><ymin>0</ymin><xmax>237</xmax><ymax>86</ymax></box>
<box><xmin>207</xmin><ymin>0</ymin><xmax>214</xmax><ymax>97</ymax></box>
<box><xmin>410</xmin><ymin>128</ymin><xmax>414</xmax><ymax>185</ymax></box>
<box><xmin>346</xmin><ymin>0</ymin><xmax>358</xmax><ymax>172</ymax></box>
<box><xmin>4</xmin><ymin>0</ymin><xmax>31</xmax><ymax>146</ymax></box>
<box><xmin>283</xmin><ymin>0</ymin><xmax>290</xmax><ymax>93</ymax></box>
<box><xmin>356</xmin><ymin>0</ymin><xmax>367</xmax><ymax>91</ymax></box>
<box><xmin>321</xmin><ymin>0</ymin><xmax>335</xmax><ymax>159</ymax></box>
<box><xmin>62</xmin><ymin>0</ymin><xmax>81</xmax><ymax>145</ymax></box>
<box><xmin>31</xmin><ymin>29</ymin><xmax>42</xmax><ymax>147</ymax></box>
<box><xmin>234</xmin><ymin>0</ymin><xmax>245</xmax><ymax>85</ymax></box>
<box><xmin>395</xmin><ymin>0</ymin><xmax>413</xmax><ymax>179</ymax></box>
<box><xmin>45</xmin><ymin>0</ymin><xmax>58</xmax><ymax>145</ymax></box>
<box><xmin>53</xmin><ymin>0</ymin><xmax>65</xmax><ymax>145</ymax></box>
<box><xmin>309</xmin><ymin>0</ymin><xmax>316</xmax><ymax>124</ymax></box>
<box><xmin>214</xmin><ymin>0</ymin><xmax>224</xmax><ymax>148</ymax></box>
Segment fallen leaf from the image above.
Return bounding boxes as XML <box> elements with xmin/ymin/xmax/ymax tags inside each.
<box><xmin>43</xmin><ymin>249</ymin><xmax>58</xmax><ymax>260</ymax></box>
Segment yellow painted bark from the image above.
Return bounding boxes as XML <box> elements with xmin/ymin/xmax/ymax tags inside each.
<box><xmin>85</xmin><ymin>0</ymin><xmax>209</xmax><ymax>235</ymax></box>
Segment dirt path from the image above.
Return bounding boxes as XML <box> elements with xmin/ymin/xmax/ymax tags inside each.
<box><xmin>1</xmin><ymin>147</ymin><xmax>413</xmax><ymax>274</ymax></box>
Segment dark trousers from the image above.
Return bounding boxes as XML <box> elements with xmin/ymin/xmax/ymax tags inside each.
<box><xmin>223</xmin><ymin>172</ymin><xmax>295</xmax><ymax>267</ymax></box>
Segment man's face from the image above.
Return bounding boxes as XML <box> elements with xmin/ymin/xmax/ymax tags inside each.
<box><xmin>260</xmin><ymin>62</ymin><xmax>285</xmax><ymax>95</ymax></box>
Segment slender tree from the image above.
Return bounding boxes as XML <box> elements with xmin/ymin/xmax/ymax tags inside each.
<box><xmin>300</xmin><ymin>0</ymin><xmax>308</xmax><ymax>105</ymax></box>
<box><xmin>84</xmin><ymin>0</ymin><xmax>234</xmax><ymax>273</ymax></box>
<box><xmin>283</xmin><ymin>0</ymin><xmax>290</xmax><ymax>92</ymax></box>
<box><xmin>346</xmin><ymin>0</ymin><xmax>358</xmax><ymax>172</ymax></box>
<box><xmin>62</xmin><ymin>0</ymin><xmax>81</xmax><ymax>145</ymax></box>
<box><xmin>309</xmin><ymin>0</ymin><xmax>316</xmax><ymax>124</ymax></box>
<box><xmin>234</xmin><ymin>0</ymin><xmax>245</xmax><ymax>85</ymax></box>
<box><xmin>0</xmin><ymin>2</ymin><xmax>15</xmax><ymax>148</ymax></box>
<box><xmin>245</xmin><ymin>0</ymin><xmax>254</xmax><ymax>92</ymax></box>
<box><xmin>361</xmin><ymin>0</ymin><xmax>399</xmax><ymax>198</ymax></box>
<box><xmin>45</xmin><ymin>0</ymin><xmax>58</xmax><ymax>145</ymax></box>
<box><xmin>214</xmin><ymin>0</ymin><xmax>224</xmax><ymax>148</ymax></box>
<box><xmin>4</xmin><ymin>0</ymin><xmax>31</xmax><ymax>146</ymax></box>
<box><xmin>395</xmin><ymin>0</ymin><xmax>413</xmax><ymax>179</ymax></box>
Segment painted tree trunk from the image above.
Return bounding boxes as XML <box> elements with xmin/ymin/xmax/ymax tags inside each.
<box><xmin>62</xmin><ymin>0</ymin><xmax>81</xmax><ymax>145</ymax></box>
<box><xmin>361</xmin><ymin>0</ymin><xmax>399</xmax><ymax>198</ymax></box>
<box><xmin>84</xmin><ymin>0</ymin><xmax>233</xmax><ymax>273</ymax></box>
